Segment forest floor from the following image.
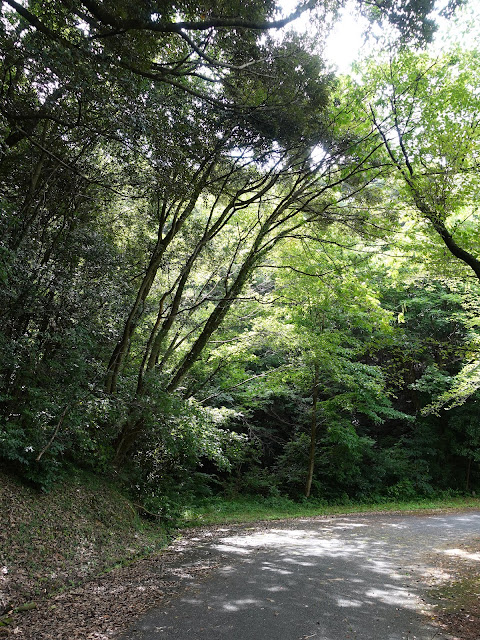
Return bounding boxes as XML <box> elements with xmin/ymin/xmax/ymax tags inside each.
<box><xmin>0</xmin><ymin>470</ymin><xmax>170</xmax><ymax>637</ymax></box>
<box><xmin>429</xmin><ymin>540</ymin><xmax>480</xmax><ymax>640</ymax></box>
<box><xmin>1</xmin><ymin>472</ymin><xmax>479</xmax><ymax>639</ymax></box>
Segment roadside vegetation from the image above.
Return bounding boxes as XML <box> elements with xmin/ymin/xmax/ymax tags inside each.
<box><xmin>181</xmin><ymin>494</ymin><xmax>480</xmax><ymax>525</ymax></box>
<box><xmin>0</xmin><ymin>471</ymin><xmax>167</xmax><ymax>616</ymax></box>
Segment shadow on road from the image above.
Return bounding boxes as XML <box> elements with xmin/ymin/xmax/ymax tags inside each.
<box><xmin>120</xmin><ymin>512</ymin><xmax>480</xmax><ymax>640</ymax></box>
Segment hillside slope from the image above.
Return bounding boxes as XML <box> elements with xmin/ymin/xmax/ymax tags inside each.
<box><xmin>0</xmin><ymin>471</ymin><xmax>167</xmax><ymax>616</ymax></box>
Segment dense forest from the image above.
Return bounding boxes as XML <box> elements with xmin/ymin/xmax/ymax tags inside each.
<box><xmin>1</xmin><ymin>0</ymin><xmax>480</xmax><ymax>514</ymax></box>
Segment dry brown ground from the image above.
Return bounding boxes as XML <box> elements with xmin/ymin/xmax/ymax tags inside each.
<box><xmin>0</xmin><ymin>471</ymin><xmax>171</xmax><ymax>638</ymax></box>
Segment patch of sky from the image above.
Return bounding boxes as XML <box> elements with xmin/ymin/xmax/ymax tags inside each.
<box><xmin>279</xmin><ymin>0</ymin><xmax>480</xmax><ymax>75</ymax></box>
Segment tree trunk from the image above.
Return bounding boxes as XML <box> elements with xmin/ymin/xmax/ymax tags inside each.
<box><xmin>166</xmin><ymin>245</ymin><xmax>263</xmax><ymax>393</ymax></box>
<box><xmin>113</xmin><ymin>415</ymin><xmax>145</xmax><ymax>467</ymax></box>
<box><xmin>105</xmin><ymin>244</ymin><xmax>165</xmax><ymax>393</ymax></box>
<box><xmin>430</xmin><ymin>216</ymin><xmax>480</xmax><ymax>282</ymax></box>
<box><xmin>305</xmin><ymin>362</ymin><xmax>319</xmax><ymax>498</ymax></box>
<box><xmin>413</xmin><ymin>195</ymin><xmax>480</xmax><ymax>282</ymax></box>
<box><xmin>105</xmin><ymin>161</ymin><xmax>216</xmax><ymax>394</ymax></box>
<box><xmin>466</xmin><ymin>456</ymin><xmax>472</xmax><ymax>493</ymax></box>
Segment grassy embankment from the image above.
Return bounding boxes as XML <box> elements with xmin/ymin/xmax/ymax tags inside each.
<box><xmin>0</xmin><ymin>470</ymin><xmax>168</xmax><ymax>615</ymax></box>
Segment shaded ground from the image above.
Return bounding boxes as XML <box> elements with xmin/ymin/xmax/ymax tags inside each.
<box><xmin>2</xmin><ymin>510</ymin><xmax>479</xmax><ymax>639</ymax></box>
<box><xmin>0</xmin><ymin>471</ymin><xmax>167</xmax><ymax>629</ymax></box>
<box><xmin>428</xmin><ymin>539</ymin><xmax>480</xmax><ymax>640</ymax></box>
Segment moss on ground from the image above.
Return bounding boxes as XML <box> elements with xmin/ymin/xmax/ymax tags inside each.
<box><xmin>428</xmin><ymin>554</ymin><xmax>480</xmax><ymax>640</ymax></box>
<box><xmin>433</xmin><ymin>576</ymin><xmax>480</xmax><ymax>610</ymax></box>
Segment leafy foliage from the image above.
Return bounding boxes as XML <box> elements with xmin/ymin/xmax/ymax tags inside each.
<box><xmin>1</xmin><ymin>0</ymin><xmax>479</xmax><ymax>509</ymax></box>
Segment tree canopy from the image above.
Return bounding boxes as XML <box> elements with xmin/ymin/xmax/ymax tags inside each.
<box><xmin>1</xmin><ymin>0</ymin><xmax>479</xmax><ymax>506</ymax></box>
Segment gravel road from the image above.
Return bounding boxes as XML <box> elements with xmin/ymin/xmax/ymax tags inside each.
<box><xmin>119</xmin><ymin>510</ymin><xmax>480</xmax><ymax>640</ymax></box>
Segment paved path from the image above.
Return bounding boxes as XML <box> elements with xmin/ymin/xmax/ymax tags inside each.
<box><xmin>120</xmin><ymin>511</ymin><xmax>480</xmax><ymax>640</ymax></box>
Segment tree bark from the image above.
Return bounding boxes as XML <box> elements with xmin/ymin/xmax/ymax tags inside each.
<box><xmin>428</xmin><ymin>215</ymin><xmax>480</xmax><ymax>282</ymax></box>
<box><xmin>105</xmin><ymin>159</ymin><xmax>217</xmax><ymax>394</ymax></box>
<box><xmin>466</xmin><ymin>456</ymin><xmax>472</xmax><ymax>493</ymax></box>
<box><xmin>305</xmin><ymin>362</ymin><xmax>319</xmax><ymax>498</ymax></box>
<box><xmin>104</xmin><ymin>238</ymin><xmax>166</xmax><ymax>393</ymax></box>
<box><xmin>113</xmin><ymin>415</ymin><xmax>145</xmax><ymax>467</ymax></box>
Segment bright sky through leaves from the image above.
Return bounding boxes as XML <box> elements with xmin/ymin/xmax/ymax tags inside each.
<box><xmin>281</xmin><ymin>0</ymin><xmax>480</xmax><ymax>74</ymax></box>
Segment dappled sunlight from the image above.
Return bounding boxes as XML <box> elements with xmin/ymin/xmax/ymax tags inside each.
<box><xmin>181</xmin><ymin>518</ymin><xmax>438</xmax><ymax>635</ymax></box>
<box><xmin>283</xmin><ymin>558</ymin><xmax>317</xmax><ymax>567</ymax></box>
<box><xmin>416</xmin><ymin>515</ymin><xmax>480</xmax><ymax>529</ymax></box>
<box><xmin>222</xmin><ymin>598</ymin><xmax>263</xmax><ymax>612</ymax></box>
<box><xmin>261</xmin><ymin>563</ymin><xmax>293</xmax><ymax>575</ymax></box>
<box><xmin>213</xmin><ymin>529</ymin><xmax>372</xmax><ymax>561</ymax></box>
<box><xmin>210</xmin><ymin>543</ymin><xmax>252</xmax><ymax>555</ymax></box>
<box><xmin>120</xmin><ymin>512</ymin><xmax>480</xmax><ymax>640</ymax></box>
<box><xmin>441</xmin><ymin>548</ymin><xmax>480</xmax><ymax>561</ymax></box>
<box><xmin>327</xmin><ymin>520</ymin><xmax>369</xmax><ymax>530</ymax></box>
<box><xmin>364</xmin><ymin>587</ymin><xmax>419</xmax><ymax>609</ymax></box>
<box><xmin>337</xmin><ymin>598</ymin><xmax>363</xmax><ymax>607</ymax></box>
<box><xmin>363</xmin><ymin>558</ymin><xmax>400</xmax><ymax>577</ymax></box>
<box><xmin>423</xmin><ymin>567</ymin><xmax>453</xmax><ymax>584</ymax></box>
